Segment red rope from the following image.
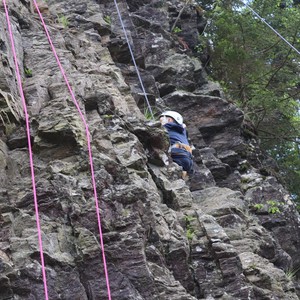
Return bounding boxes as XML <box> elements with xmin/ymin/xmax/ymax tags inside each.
<box><xmin>2</xmin><ymin>1</ymin><xmax>49</xmax><ymax>299</ymax></box>
<box><xmin>32</xmin><ymin>1</ymin><xmax>112</xmax><ymax>298</ymax></box>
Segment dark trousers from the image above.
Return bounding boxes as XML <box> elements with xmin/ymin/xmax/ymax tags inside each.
<box><xmin>171</xmin><ymin>148</ymin><xmax>193</xmax><ymax>173</ymax></box>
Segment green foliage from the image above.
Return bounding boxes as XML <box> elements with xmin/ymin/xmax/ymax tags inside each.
<box><xmin>186</xmin><ymin>228</ymin><xmax>195</xmax><ymax>240</ymax></box>
<box><xmin>58</xmin><ymin>15</ymin><xmax>69</xmax><ymax>28</ymax></box>
<box><xmin>172</xmin><ymin>26</ymin><xmax>182</xmax><ymax>34</ymax></box>
<box><xmin>201</xmin><ymin>0</ymin><xmax>300</xmax><ymax>203</ymax></box>
<box><xmin>185</xmin><ymin>215</ymin><xmax>197</xmax><ymax>223</ymax></box>
<box><xmin>285</xmin><ymin>265</ymin><xmax>300</xmax><ymax>280</ymax></box>
<box><xmin>194</xmin><ymin>34</ymin><xmax>210</xmax><ymax>54</ymax></box>
<box><xmin>103</xmin><ymin>114</ymin><xmax>114</xmax><ymax>119</ymax></box>
<box><xmin>144</xmin><ymin>106</ymin><xmax>158</xmax><ymax>121</ymax></box>
<box><xmin>267</xmin><ymin>200</ymin><xmax>285</xmax><ymax>214</ymax></box>
<box><xmin>144</xmin><ymin>107</ymin><xmax>153</xmax><ymax>120</ymax></box>
<box><xmin>184</xmin><ymin>215</ymin><xmax>197</xmax><ymax>241</ymax></box>
<box><xmin>24</xmin><ymin>67</ymin><xmax>32</xmax><ymax>77</ymax></box>
<box><xmin>253</xmin><ymin>200</ymin><xmax>284</xmax><ymax>214</ymax></box>
<box><xmin>103</xmin><ymin>15</ymin><xmax>111</xmax><ymax>25</ymax></box>
<box><xmin>268</xmin><ymin>139</ymin><xmax>300</xmax><ymax>202</ymax></box>
<box><xmin>253</xmin><ymin>203</ymin><xmax>264</xmax><ymax>210</ymax></box>
<box><xmin>267</xmin><ymin>200</ymin><xmax>281</xmax><ymax>214</ymax></box>
<box><xmin>194</xmin><ymin>43</ymin><xmax>202</xmax><ymax>53</ymax></box>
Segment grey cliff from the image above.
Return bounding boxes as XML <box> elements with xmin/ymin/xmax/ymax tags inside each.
<box><xmin>0</xmin><ymin>0</ymin><xmax>300</xmax><ymax>299</ymax></box>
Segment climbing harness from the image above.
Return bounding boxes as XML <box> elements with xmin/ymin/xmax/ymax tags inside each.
<box><xmin>2</xmin><ymin>1</ymin><xmax>49</xmax><ymax>299</ymax></box>
<box><xmin>241</xmin><ymin>0</ymin><xmax>300</xmax><ymax>56</ymax></box>
<box><xmin>171</xmin><ymin>142</ymin><xmax>193</xmax><ymax>154</ymax></box>
<box><xmin>113</xmin><ymin>0</ymin><xmax>154</xmax><ymax>119</ymax></box>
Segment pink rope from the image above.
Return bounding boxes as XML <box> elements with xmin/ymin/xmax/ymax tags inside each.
<box><xmin>31</xmin><ymin>1</ymin><xmax>112</xmax><ymax>299</ymax></box>
<box><xmin>2</xmin><ymin>1</ymin><xmax>49</xmax><ymax>299</ymax></box>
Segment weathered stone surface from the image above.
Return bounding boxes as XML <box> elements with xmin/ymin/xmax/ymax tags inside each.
<box><xmin>163</xmin><ymin>91</ymin><xmax>245</xmax><ymax>153</ymax></box>
<box><xmin>244</xmin><ymin>175</ymin><xmax>300</xmax><ymax>269</ymax></box>
<box><xmin>240</xmin><ymin>252</ymin><xmax>298</xmax><ymax>300</ymax></box>
<box><xmin>0</xmin><ymin>1</ymin><xmax>299</xmax><ymax>299</ymax></box>
<box><xmin>149</xmin><ymin>163</ymin><xmax>194</xmax><ymax>210</ymax></box>
<box><xmin>187</xmin><ymin>163</ymin><xmax>216</xmax><ymax>192</ymax></box>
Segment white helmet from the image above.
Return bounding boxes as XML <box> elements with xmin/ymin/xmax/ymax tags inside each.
<box><xmin>160</xmin><ymin>111</ymin><xmax>183</xmax><ymax>125</ymax></box>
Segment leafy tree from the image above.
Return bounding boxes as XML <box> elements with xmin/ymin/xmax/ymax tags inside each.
<box><xmin>198</xmin><ymin>0</ymin><xmax>300</xmax><ymax>201</ymax></box>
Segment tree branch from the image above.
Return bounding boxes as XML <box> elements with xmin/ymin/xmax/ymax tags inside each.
<box><xmin>170</xmin><ymin>0</ymin><xmax>191</xmax><ymax>32</ymax></box>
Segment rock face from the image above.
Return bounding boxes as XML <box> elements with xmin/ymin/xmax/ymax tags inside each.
<box><xmin>0</xmin><ymin>0</ymin><xmax>300</xmax><ymax>299</ymax></box>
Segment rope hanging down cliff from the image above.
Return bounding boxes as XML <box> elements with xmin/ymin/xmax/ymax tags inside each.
<box><xmin>113</xmin><ymin>0</ymin><xmax>154</xmax><ymax>119</ymax></box>
<box><xmin>3</xmin><ymin>1</ymin><xmax>112</xmax><ymax>299</ymax></box>
<box><xmin>31</xmin><ymin>0</ymin><xmax>112</xmax><ymax>298</ymax></box>
<box><xmin>2</xmin><ymin>1</ymin><xmax>49</xmax><ymax>299</ymax></box>
<box><xmin>241</xmin><ymin>0</ymin><xmax>300</xmax><ymax>56</ymax></box>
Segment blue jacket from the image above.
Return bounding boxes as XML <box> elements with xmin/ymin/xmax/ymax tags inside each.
<box><xmin>163</xmin><ymin>122</ymin><xmax>189</xmax><ymax>146</ymax></box>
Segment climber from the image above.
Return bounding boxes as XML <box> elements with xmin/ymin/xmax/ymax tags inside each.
<box><xmin>159</xmin><ymin>111</ymin><xmax>193</xmax><ymax>177</ymax></box>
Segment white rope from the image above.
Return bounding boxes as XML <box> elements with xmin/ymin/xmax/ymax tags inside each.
<box><xmin>241</xmin><ymin>0</ymin><xmax>300</xmax><ymax>56</ymax></box>
<box><xmin>113</xmin><ymin>0</ymin><xmax>154</xmax><ymax>119</ymax></box>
